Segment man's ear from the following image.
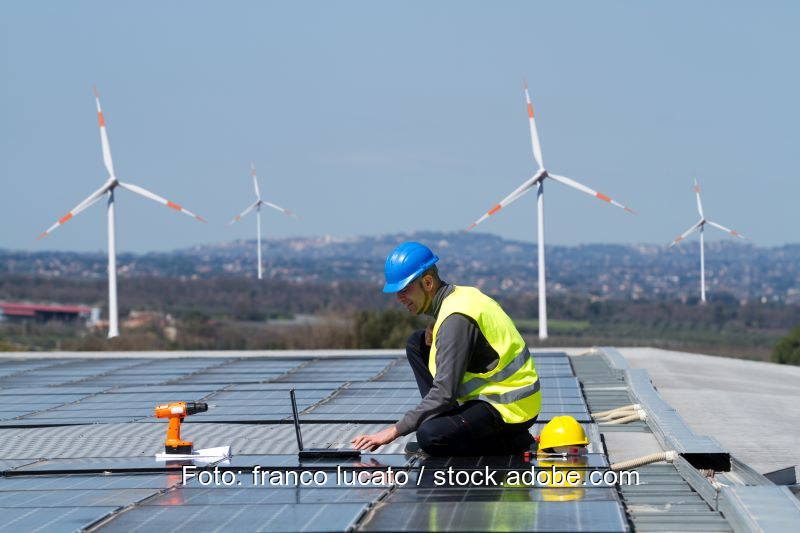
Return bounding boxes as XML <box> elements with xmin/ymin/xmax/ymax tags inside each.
<box><xmin>421</xmin><ymin>274</ymin><xmax>435</xmax><ymax>291</ymax></box>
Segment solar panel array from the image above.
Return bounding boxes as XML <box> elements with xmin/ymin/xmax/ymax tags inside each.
<box><xmin>0</xmin><ymin>350</ymin><xmax>728</xmax><ymax>531</ymax></box>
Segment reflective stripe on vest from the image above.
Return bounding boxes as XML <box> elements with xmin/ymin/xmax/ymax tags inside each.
<box><xmin>479</xmin><ymin>380</ymin><xmax>541</xmax><ymax>405</ymax></box>
<box><xmin>457</xmin><ymin>345</ymin><xmax>532</xmax><ymax>398</ymax></box>
<box><xmin>429</xmin><ymin>285</ymin><xmax>541</xmax><ymax>424</ymax></box>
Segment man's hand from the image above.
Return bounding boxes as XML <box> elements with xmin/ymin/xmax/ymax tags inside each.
<box><xmin>351</xmin><ymin>426</ymin><xmax>399</xmax><ymax>452</ymax></box>
<box><xmin>425</xmin><ymin>324</ymin><xmax>433</xmax><ymax>347</ymax></box>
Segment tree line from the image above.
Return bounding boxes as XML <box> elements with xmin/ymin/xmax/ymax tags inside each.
<box><xmin>1</xmin><ymin>273</ymin><xmax>798</xmax><ymax>364</ymax></box>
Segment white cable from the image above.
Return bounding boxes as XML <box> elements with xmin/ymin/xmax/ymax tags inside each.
<box><xmin>602</xmin><ymin>409</ymin><xmax>647</xmax><ymax>425</ymax></box>
<box><xmin>610</xmin><ymin>450</ymin><xmax>678</xmax><ymax>471</ymax></box>
<box><xmin>593</xmin><ymin>404</ymin><xmax>641</xmax><ymax>419</ymax></box>
<box><xmin>598</xmin><ymin>409</ymin><xmax>640</xmax><ymax>422</ymax></box>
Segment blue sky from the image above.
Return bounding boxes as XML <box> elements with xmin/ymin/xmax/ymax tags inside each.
<box><xmin>1</xmin><ymin>1</ymin><xmax>797</xmax><ymax>253</ymax></box>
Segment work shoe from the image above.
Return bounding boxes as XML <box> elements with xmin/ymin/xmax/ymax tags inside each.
<box><xmin>404</xmin><ymin>441</ymin><xmax>421</xmax><ymax>453</ymax></box>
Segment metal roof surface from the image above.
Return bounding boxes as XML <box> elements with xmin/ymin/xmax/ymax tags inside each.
<box><xmin>0</xmin><ymin>349</ymin><xmax>797</xmax><ymax>532</ymax></box>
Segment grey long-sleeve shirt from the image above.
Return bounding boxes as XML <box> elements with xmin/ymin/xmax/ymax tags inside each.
<box><xmin>395</xmin><ymin>284</ymin><xmax>500</xmax><ymax>436</ymax></box>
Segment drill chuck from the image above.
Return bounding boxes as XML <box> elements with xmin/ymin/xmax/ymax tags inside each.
<box><xmin>185</xmin><ymin>401</ymin><xmax>208</xmax><ymax>416</ymax></box>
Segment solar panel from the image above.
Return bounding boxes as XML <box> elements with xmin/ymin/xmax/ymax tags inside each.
<box><xmin>359</xmin><ymin>501</ymin><xmax>628</xmax><ymax>532</ymax></box>
<box><xmin>182</xmin><ymin>472</ymin><xmax>345</xmax><ymax>488</ymax></box>
<box><xmin>275</xmin><ymin>359</ymin><xmax>397</xmax><ymax>383</ymax></box>
<box><xmin>409</xmin><ymin>454</ymin><xmax>609</xmax><ymax>470</ymax></box>
<box><xmin>299</xmin><ymin>413</ymin><xmax>400</xmax><ymax>423</ymax></box>
<box><xmin>2</xmin><ymin>506</ymin><xmax>119</xmax><ymax>531</ymax></box>
<box><xmin>347</xmin><ymin>382</ymin><xmax>418</xmax><ymax>390</ymax></box>
<box><xmin>0</xmin><ymin>474</ymin><xmax>182</xmax><ymax>490</ymax></box>
<box><xmin>12</xmin><ymin>457</ymin><xmax>195</xmax><ymax>474</ymax></box>
<box><xmin>0</xmin><ymin>360</ymin><xmax>64</xmax><ymax>379</ymax></box>
<box><xmin>370</xmin><ymin>365</ymin><xmax>416</xmax><ymax>382</ymax></box>
<box><xmin>0</xmin><ymin>350</ymin><xmax>750</xmax><ymax>532</ymax></box>
<box><xmin>0</xmin><ymin>418</ymin><xmax>142</xmax><ymax>428</ymax></box>
<box><xmin>177</xmin><ymin>373</ymin><xmax>290</xmax><ymax>384</ymax></box>
<box><xmin>97</xmin><ymin>503</ymin><xmax>371</xmax><ymax>532</ymax></box>
<box><xmin>0</xmin><ymin>386</ymin><xmax>110</xmax><ymax>395</ymax></box>
<box><xmin>22</xmin><ymin>409</ymin><xmax>151</xmax><ymax>419</ymax></box>
<box><xmin>0</xmin><ymin>488</ymin><xmax>158</xmax><ymax>507</ymax></box>
<box><xmin>386</xmin><ymin>487</ymin><xmax>618</xmax><ymax>503</ymax></box>
<box><xmin>145</xmin><ymin>486</ymin><xmax>386</xmax><ymax>505</ymax></box>
<box><xmin>98</xmin><ymin>384</ymin><xmax>229</xmax><ymax>393</ymax></box>
<box><xmin>0</xmin><ymin>459</ymin><xmax>38</xmax><ymax>473</ymax></box>
<box><xmin>71</xmin><ymin>394</ymin><xmax>198</xmax><ymax>405</ymax></box>
<box><xmin>537</xmin><ymin>409</ymin><xmax>592</xmax><ymax>423</ymax></box>
<box><xmin>219</xmin><ymin>453</ymin><xmax>412</xmax><ymax>470</ymax></box>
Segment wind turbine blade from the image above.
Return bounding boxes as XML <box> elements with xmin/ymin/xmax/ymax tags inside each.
<box><xmin>694</xmin><ymin>177</ymin><xmax>704</xmax><ymax>218</ymax></box>
<box><xmin>465</xmin><ymin>174</ymin><xmax>540</xmax><ymax>231</ymax></box>
<box><xmin>548</xmin><ymin>174</ymin><xmax>636</xmax><ymax>214</ymax></box>
<box><xmin>93</xmin><ymin>86</ymin><xmax>115</xmax><ymax>177</ymax></box>
<box><xmin>523</xmin><ymin>81</ymin><xmax>544</xmax><ymax>169</ymax></box>
<box><xmin>251</xmin><ymin>164</ymin><xmax>261</xmax><ymax>200</ymax></box>
<box><xmin>669</xmin><ymin>220</ymin><xmax>703</xmax><ymax>247</ymax></box>
<box><xmin>229</xmin><ymin>201</ymin><xmax>260</xmax><ymax>224</ymax></box>
<box><xmin>707</xmin><ymin>220</ymin><xmax>746</xmax><ymax>239</ymax></box>
<box><xmin>37</xmin><ymin>183</ymin><xmax>111</xmax><ymax>239</ymax></box>
<box><xmin>263</xmin><ymin>201</ymin><xmax>298</xmax><ymax>218</ymax></box>
<box><xmin>118</xmin><ymin>182</ymin><xmax>207</xmax><ymax>222</ymax></box>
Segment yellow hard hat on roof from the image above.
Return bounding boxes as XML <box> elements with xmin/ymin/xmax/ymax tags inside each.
<box><xmin>538</xmin><ymin>415</ymin><xmax>588</xmax><ymax>452</ymax></box>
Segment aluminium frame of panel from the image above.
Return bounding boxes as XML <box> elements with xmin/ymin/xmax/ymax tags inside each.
<box><xmin>598</xmin><ymin>347</ymin><xmax>730</xmax><ymax>471</ymax></box>
<box><xmin>595</xmin><ymin>347</ymin><xmax>800</xmax><ymax>533</ymax></box>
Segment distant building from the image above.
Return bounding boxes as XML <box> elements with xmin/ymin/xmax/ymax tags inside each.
<box><xmin>122</xmin><ymin>310</ymin><xmax>177</xmax><ymax>341</ymax></box>
<box><xmin>122</xmin><ymin>310</ymin><xmax>173</xmax><ymax>329</ymax></box>
<box><xmin>0</xmin><ymin>302</ymin><xmax>100</xmax><ymax>325</ymax></box>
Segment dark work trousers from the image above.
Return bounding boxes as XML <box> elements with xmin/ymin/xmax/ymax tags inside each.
<box><xmin>405</xmin><ymin>329</ymin><xmax>535</xmax><ymax>456</ymax></box>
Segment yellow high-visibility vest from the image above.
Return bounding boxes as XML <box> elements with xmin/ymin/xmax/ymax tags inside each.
<box><xmin>428</xmin><ymin>285</ymin><xmax>541</xmax><ymax>424</ymax></box>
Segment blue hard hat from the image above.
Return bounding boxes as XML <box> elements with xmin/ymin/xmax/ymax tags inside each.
<box><xmin>383</xmin><ymin>242</ymin><xmax>439</xmax><ymax>293</ymax></box>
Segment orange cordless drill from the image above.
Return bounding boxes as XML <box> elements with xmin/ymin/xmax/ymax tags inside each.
<box><xmin>154</xmin><ymin>401</ymin><xmax>208</xmax><ymax>454</ymax></box>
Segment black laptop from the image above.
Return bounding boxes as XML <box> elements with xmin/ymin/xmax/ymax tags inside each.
<box><xmin>290</xmin><ymin>389</ymin><xmax>361</xmax><ymax>459</ymax></box>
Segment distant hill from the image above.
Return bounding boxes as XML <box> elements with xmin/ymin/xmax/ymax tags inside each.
<box><xmin>2</xmin><ymin>232</ymin><xmax>799</xmax><ymax>303</ymax></box>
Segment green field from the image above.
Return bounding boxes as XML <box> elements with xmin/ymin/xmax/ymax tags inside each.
<box><xmin>514</xmin><ymin>318</ymin><xmax>591</xmax><ymax>334</ymax></box>
<box><xmin>516</xmin><ymin>319</ymin><xmax>781</xmax><ymax>361</ymax></box>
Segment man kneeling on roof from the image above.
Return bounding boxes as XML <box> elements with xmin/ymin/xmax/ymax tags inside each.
<box><xmin>352</xmin><ymin>242</ymin><xmax>541</xmax><ymax>455</ymax></box>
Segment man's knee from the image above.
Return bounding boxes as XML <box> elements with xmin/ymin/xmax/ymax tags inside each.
<box><xmin>415</xmin><ymin>420</ymin><xmax>437</xmax><ymax>453</ymax></box>
<box><xmin>406</xmin><ymin>329</ymin><xmax>426</xmax><ymax>356</ymax></box>
<box><xmin>416</xmin><ymin>417</ymin><xmax>460</xmax><ymax>455</ymax></box>
<box><xmin>406</xmin><ymin>329</ymin><xmax>430</xmax><ymax>367</ymax></box>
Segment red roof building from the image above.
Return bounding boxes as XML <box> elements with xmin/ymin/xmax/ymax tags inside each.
<box><xmin>0</xmin><ymin>302</ymin><xmax>100</xmax><ymax>325</ymax></box>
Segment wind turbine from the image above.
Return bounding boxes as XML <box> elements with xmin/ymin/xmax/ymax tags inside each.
<box><xmin>669</xmin><ymin>177</ymin><xmax>745</xmax><ymax>303</ymax></box>
<box><xmin>229</xmin><ymin>164</ymin><xmax>297</xmax><ymax>280</ymax></box>
<box><xmin>37</xmin><ymin>88</ymin><xmax>206</xmax><ymax>338</ymax></box>
<box><xmin>466</xmin><ymin>82</ymin><xmax>635</xmax><ymax>339</ymax></box>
